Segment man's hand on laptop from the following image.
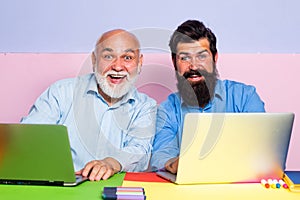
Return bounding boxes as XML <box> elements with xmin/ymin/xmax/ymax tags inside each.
<box><xmin>75</xmin><ymin>157</ymin><xmax>121</xmax><ymax>181</ymax></box>
<box><xmin>165</xmin><ymin>157</ymin><xmax>179</xmax><ymax>174</ymax></box>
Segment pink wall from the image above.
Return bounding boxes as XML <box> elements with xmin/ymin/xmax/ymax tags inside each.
<box><xmin>218</xmin><ymin>54</ymin><xmax>300</xmax><ymax>170</ymax></box>
<box><xmin>0</xmin><ymin>53</ymin><xmax>88</xmax><ymax>122</ymax></box>
<box><xmin>0</xmin><ymin>53</ymin><xmax>299</xmax><ymax>169</ymax></box>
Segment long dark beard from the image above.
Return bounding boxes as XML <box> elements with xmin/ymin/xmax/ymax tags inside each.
<box><xmin>176</xmin><ymin>68</ymin><xmax>218</xmax><ymax>107</ymax></box>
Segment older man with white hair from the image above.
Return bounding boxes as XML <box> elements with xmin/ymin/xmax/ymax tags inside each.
<box><xmin>21</xmin><ymin>29</ymin><xmax>157</xmax><ymax>181</ymax></box>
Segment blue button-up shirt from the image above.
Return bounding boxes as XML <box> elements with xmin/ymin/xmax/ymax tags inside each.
<box><xmin>150</xmin><ymin>79</ymin><xmax>265</xmax><ymax>171</ymax></box>
<box><xmin>21</xmin><ymin>73</ymin><xmax>157</xmax><ymax>172</ymax></box>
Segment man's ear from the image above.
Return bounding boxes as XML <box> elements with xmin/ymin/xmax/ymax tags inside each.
<box><xmin>214</xmin><ymin>52</ymin><xmax>219</xmax><ymax>64</ymax></box>
<box><xmin>137</xmin><ymin>54</ymin><xmax>143</xmax><ymax>74</ymax></box>
<box><xmin>138</xmin><ymin>54</ymin><xmax>143</xmax><ymax>67</ymax></box>
<box><xmin>137</xmin><ymin>65</ymin><xmax>141</xmax><ymax>74</ymax></box>
<box><xmin>172</xmin><ymin>57</ymin><xmax>178</xmax><ymax>71</ymax></box>
<box><xmin>92</xmin><ymin>52</ymin><xmax>96</xmax><ymax>72</ymax></box>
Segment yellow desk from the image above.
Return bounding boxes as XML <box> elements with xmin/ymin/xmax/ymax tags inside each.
<box><xmin>123</xmin><ymin>173</ymin><xmax>300</xmax><ymax>200</ymax></box>
<box><xmin>123</xmin><ymin>180</ymin><xmax>300</xmax><ymax>199</ymax></box>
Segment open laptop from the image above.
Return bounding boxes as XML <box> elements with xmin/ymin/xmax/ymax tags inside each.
<box><xmin>157</xmin><ymin>112</ymin><xmax>294</xmax><ymax>184</ymax></box>
<box><xmin>0</xmin><ymin>123</ymin><xmax>88</xmax><ymax>186</ymax></box>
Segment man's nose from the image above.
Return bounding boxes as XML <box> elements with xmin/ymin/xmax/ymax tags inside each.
<box><xmin>111</xmin><ymin>58</ymin><xmax>124</xmax><ymax>71</ymax></box>
<box><xmin>189</xmin><ymin>57</ymin><xmax>205</xmax><ymax>71</ymax></box>
<box><xmin>189</xmin><ymin>57</ymin><xmax>200</xmax><ymax>70</ymax></box>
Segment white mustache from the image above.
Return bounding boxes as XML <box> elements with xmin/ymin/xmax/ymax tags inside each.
<box><xmin>105</xmin><ymin>70</ymin><xmax>129</xmax><ymax>78</ymax></box>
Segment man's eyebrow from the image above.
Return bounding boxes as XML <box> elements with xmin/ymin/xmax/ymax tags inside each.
<box><xmin>100</xmin><ymin>47</ymin><xmax>113</xmax><ymax>53</ymax></box>
<box><xmin>100</xmin><ymin>48</ymin><xmax>137</xmax><ymax>53</ymax></box>
<box><xmin>178</xmin><ymin>49</ymin><xmax>208</xmax><ymax>55</ymax></box>
<box><xmin>178</xmin><ymin>52</ymin><xmax>189</xmax><ymax>55</ymax></box>
<box><xmin>196</xmin><ymin>50</ymin><xmax>209</xmax><ymax>54</ymax></box>
<box><xmin>124</xmin><ymin>49</ymin><xmax>136</xmax><ymax>53</ymax></box>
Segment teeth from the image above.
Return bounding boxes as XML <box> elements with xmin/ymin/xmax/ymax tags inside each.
<box><xmin>110</xmin><ymin>74</ymin><xmax>126</xmax><ymax>78</ymax></box>
<box><xmin>190</xmin><ymin>75</ymin><xmax>200</xmax><ymax>78</ymax></box>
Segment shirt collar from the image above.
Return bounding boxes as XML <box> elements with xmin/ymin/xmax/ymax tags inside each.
<box><xmin>214</xmin><ymin>79</ymin><xmax>225</xmax><ymax>101</ymax></box>
<box><xmin>86</xmin><ymin>74</ymin><xmax>98</xmax><ymax>94</ymax></box>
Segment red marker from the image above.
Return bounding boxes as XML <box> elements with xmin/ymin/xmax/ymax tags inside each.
<box><xmin>279</xmin><ymin>179</ymin><xmax>289</xmax><ymax>189</ymax></box>
<box><xmin>261</xmin><ymin>179</ymin><xmax>270</xmax><ymax>188</ymax></box>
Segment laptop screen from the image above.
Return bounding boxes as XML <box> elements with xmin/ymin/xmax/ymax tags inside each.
<box><xmin>0</xmin><ymin>124</ymin><xmax>77</xmax><ymax>186</ymax></box>
<box><xmin>175</xmin><ymin>113</ymin><xmax>294</xmax><ymax>184</ymax></box>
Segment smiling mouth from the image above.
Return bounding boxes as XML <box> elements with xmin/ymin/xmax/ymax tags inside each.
<box><xmin>108</xmin><ymin>74</ymin><xmax>126</xmax><ymax>79</ymax></box>
<box><xmin>183</xmin><ymin>69</ymin><xmax>208</xmax><ymax>83</ymax></box>
<box><xmin>189</xmin><ymin>74</ymin><xmax>202</xmax><ymax>78</ymax></box>
<box><xmin>187</xmin><ymin>75</ymin><xmax>204</xmax><ymax>82</ymax></box>
<box><xmin>185</xmin><ymin>72</ymin><xmax>203</xmax><ymax>79</ymax></box>
<box><xmin>107</xmin><ymin>74</ymin><xmax>127</xmax><ymax>84</ymax></box>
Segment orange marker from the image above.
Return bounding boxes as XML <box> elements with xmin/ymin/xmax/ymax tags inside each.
<box><xmin>261</xmin><ymin>179</ymin><xmax>270</xmax><ymax>188</ymax></box>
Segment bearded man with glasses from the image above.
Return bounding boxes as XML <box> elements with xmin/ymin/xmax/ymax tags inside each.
<box><xmin>150</xmin><ymin>19</ymin><xmax>265</xmax><ymax>174</ymax></box>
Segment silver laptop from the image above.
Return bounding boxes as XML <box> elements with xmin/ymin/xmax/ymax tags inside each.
<box><xmin>157</xmin><ymin>113</ymin><xmax>294</xmax><ymax>184</ymax></box>
<box><xmin>0</xmin><ymin>123</ymin><xmax>88</xmax><ymax>186</ymax></box>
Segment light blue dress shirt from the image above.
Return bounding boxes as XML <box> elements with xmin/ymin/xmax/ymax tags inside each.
<box><xmin>150</xmin><ymin>79</ymin><xmax>265</xmax><ymax>171</ymax></box>
<box><xmin>21</xmin><ymin>73</ymin><xmax>157</xmax><ymax>172</ymax></box>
